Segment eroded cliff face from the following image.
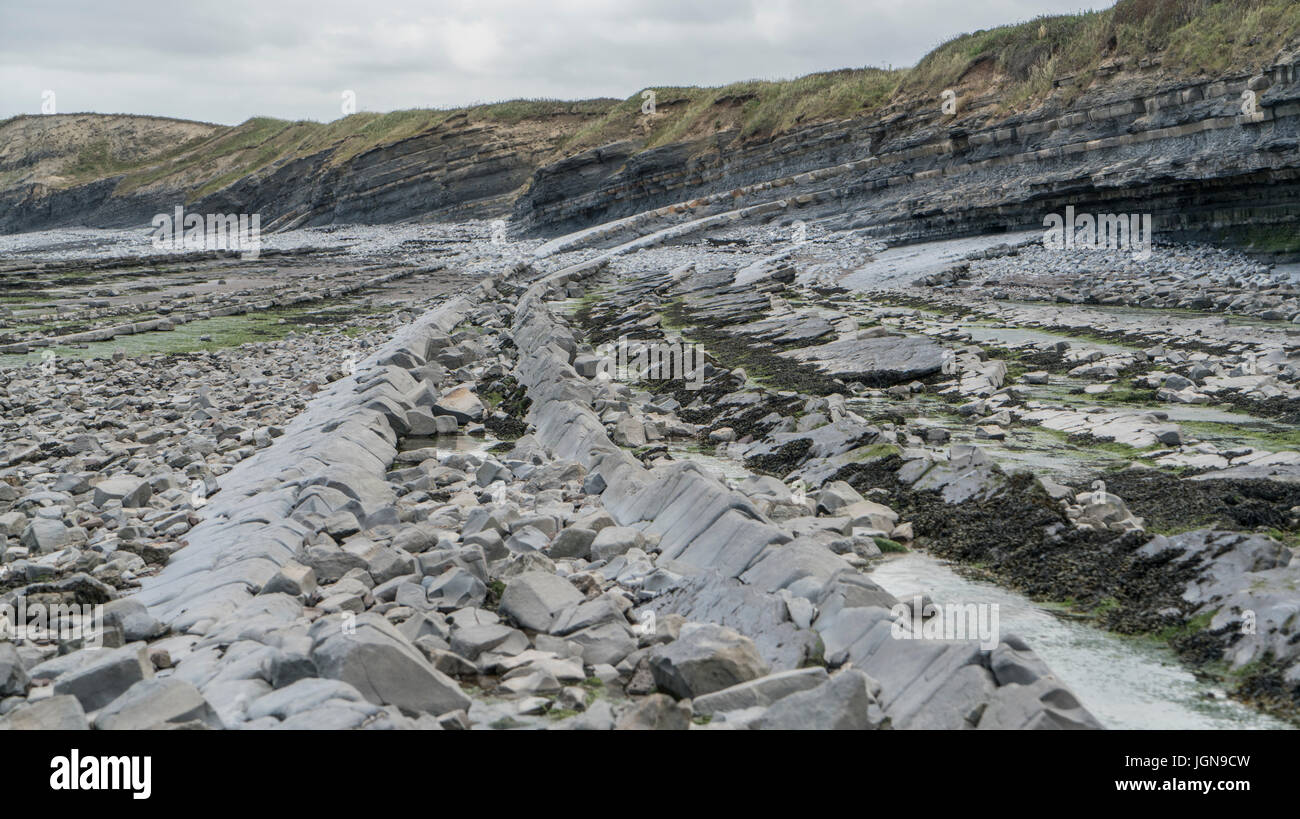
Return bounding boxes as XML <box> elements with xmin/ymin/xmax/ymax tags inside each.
<box><xmin>4</xmin><ymin>53</ymin><xmax>1300</xmax><ymax>257</ymax></box>
<box><xmin>0</xmin><ymin>110</ymin><xmax>604</xmax><ymax>234</ymax></box>
<box><xmin>210</xmin><ymin>113</ymin><xmax>596</xmax><ymax>230</ymax></box>
<box><xmin>0</xmin><ymin>114</ymin><xmax>222</xmax><ymax>234</ymax></box>
<box><xmin>511</xmin><ymin>56</ymin><xmax>1300</xmax><ymax>257</ymax></box>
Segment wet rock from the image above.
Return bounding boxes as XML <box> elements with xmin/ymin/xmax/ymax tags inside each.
<box><xmin>425</xmin><ymin>567</ymin><xmax>488</xmax><ymax>610</ymax></box>
<box><xmin>783</xmin><ymin>335</ymin><xmax>945</xmax><ymax>383</ymax></box>
<box><xmin>550</xmin><ymin>526</ymin><xmax>597</xmax><ymax>559</ymax></box>
<box><xmin>567</xmin><ymin>622</ymin><xmax>637</xmax><ymax>666</ymax></box>
<box><xmin>260</xmin><ymin>562</ymin><xmax>317</xmax><ymax>598</ymax></box>
<box><xmin>976</xmin><ymin>678</ymin><xmax>1101</xmax><ymax>729</ymax></box>
<box><xmin>19</xmin><ymin>519</ymin><xmax>71</xmax><ymax>553</ymax></box>
<box><xmin>448</xmin><ymin>623</ymin><xmax>518</xmax><ymax>659</ymax></box>
<box><xmin>92</xmin><ymin>476</ymin><xmax>153</xmax><ymax>508</ymax></box>
<box><xmin>816</xmin><ymin>481</ymin><xmax>865</xmax><ymax>514</ymax></box>
<box><xmin>101</xmin><ymin>599</ymin><xmax>166</xmax><ymax>642</ymax></box>
<box><xmin>570</xmin><ymin>699</ymin><xmax>616</xmax><ymax>730</ymax></box>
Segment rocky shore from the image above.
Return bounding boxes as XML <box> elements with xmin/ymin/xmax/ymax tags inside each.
<box><xmin>0</xmin><ymin>241</ymin><xmax>1097</xmax><ymax>729</ymax></box>
<box><xmin>4</xmin><ymin>200</ymin><xmax>1297</xmax><ymax>730</ymax></box>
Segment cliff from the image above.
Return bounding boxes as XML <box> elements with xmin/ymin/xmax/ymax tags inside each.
<box><xmin>3</xmin><ymin>0</ymin><xmax>1300</xmax><ymax>256</ymax></box>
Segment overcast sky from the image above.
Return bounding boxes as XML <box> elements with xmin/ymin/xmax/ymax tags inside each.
<box><xmin>0</xmin><ymin>0</ymin><xmax>1114</xmax><ymax>125</ymax></box>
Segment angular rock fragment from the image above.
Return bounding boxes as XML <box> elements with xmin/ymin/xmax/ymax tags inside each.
<box><xmin>309</xmin><ymin>614</ymin><xmax>470</xmax><ymax>716</ymax></box>
<box><xmin>498</xmin><ymin>571</ymin><xmax>585</xmax><ymax>632</ymax></box>
<box><xmin>649</xmin><ymin>623</ymin><xmax>769</xmax><ymax>699</ymax></box>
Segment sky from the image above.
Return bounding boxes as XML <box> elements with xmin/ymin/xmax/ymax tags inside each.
<box><xmin>0</xmin><ymin>0</ymin><xmax>1115</xmax><ymax>125</ymax></box>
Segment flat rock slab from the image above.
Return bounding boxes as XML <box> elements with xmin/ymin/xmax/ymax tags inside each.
<box><xmin>0</xmin><ymin>695</ymin><xmax>89</xmax><ymax>730</ymax></box>
<box><xmin>693</xmin><ymin>667</ymin><xmax>829</xmax><ymax>716</ymax></box>
<box><xmin>753</xmin><ymin>669</ymin><xmax>887</xmax><ymax>730</ymax></box>
<box><xmin>95</xmin><ymin>678</ymin><xmax>222</xmax><ymax>730</ymax></box>
<box><xmin>1190</xmin><ymin>463</ymin><xmax>1300</xmax><ymax>483</ymax></box>
<box><xmin>781</xmin><ymin>336</ymin><xmax>945</xmax><ymax>384</ymax></box>
<box><xmin>737</xmin><ymin>313</ymin><xmax>838</xmax><ymax>344</ymax></box>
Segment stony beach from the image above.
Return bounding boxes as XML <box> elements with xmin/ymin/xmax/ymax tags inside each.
<box><xmin>1</xmin><ymin>215</ymin><xmax>1297</xmax><ymax>731</ymax></box>
<box><xmin>5</xmin><ymin>0</ymin><xmax>1300</xmax><ymax>735</ymax></box>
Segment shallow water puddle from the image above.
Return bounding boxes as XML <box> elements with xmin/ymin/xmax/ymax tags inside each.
<box><xmin>400</xmin><ymin>432</ymin><xmax>501</xmax><ymax>457</ymax></box>
<box><xmin>868</xmin><ymin>551</ymin><xmax>1291</xmax><ymax>730</ymax></box>
<box><xmin>0</xmin><ymin>306</ymin><xmax>361</xmax><ymax>368</ymax></box>
<box><xmin>665</xmin><ymin>445</ymin><xmax>751</xmax><ymax>485</ymax></box>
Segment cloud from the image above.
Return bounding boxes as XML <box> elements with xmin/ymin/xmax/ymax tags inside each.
<box><xmin>0</xmin><ymin>0</ymin><xmax>1116</xmax><ymax>124</ymax></box>
<box><xmin>437</xmin><ymin>18</ymin><xmax>505</xmax><ymax>73</ymax></box>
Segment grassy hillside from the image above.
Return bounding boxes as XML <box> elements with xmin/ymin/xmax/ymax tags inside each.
<box><xmin>0</xmin><ymin>114</ymin><xmax>223</xmax><ymax>191</ymax></box>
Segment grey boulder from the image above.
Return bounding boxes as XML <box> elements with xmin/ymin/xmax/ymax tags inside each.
<box><xmin>754</xmin><ymin>669</ymin><xmax>887</xmax><ymax>730</ymax></box>
<box><xmin>101</xmin><ymin>599</ymin><xmax>167</xmax><ymax>642</ymax></box>
<box><xmin>92</xmin><ymin>477</ymin><xmax>153</xmax><ymax>508</ymax></box>
<box><xmin>310</xmin><ymin>614</ymin><xmax>470</xmax><ymax>716</ymax></box>
<box><xmin>95</xmin><ymin>678</ymin><xmax>222</xmax><ymax>730</ymax></box>
<box><xmin>498</xmin><ymin>571</ymin><xmax>584</xmax><ymax>632</ymax></box>
<box><xmin>52</xmin><ymin>644</ymin><xmax>153</xmax><ymax>711</ymax></box>
<box><xmin>614</xmin><ymin>694</ymin><xmax>692</xmax><ymax>730</ymax></box>
<box><xmin>590</xmin><ymin>526</ymin><xmax>646</xmax><ymax>561</ymax></box>
<box><xmin>0</xmin><ymin>695</ymin><xmax>89</xmax><ymax>730</ymax></box>
<box><xmin>649</xmin><ymin>623</ymin><xmax>770</xmax><ymax>699</ymax></box>
<box><xmin>0</xmin><ymin>643</ymin><xmax>30</xmax><ymax>697</ymax></box>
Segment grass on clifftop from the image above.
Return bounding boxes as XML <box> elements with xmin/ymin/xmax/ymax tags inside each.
<box><xmin>902</xmin><ymin>0</ymin><xmax>1300</xmax><ymax>113</ymax></box>
<box><xmin>563</xmin><ymin>68</ymin><xmax>905</xmax><ymax>153</ymax></box>
<box><xmin>113</xmin><ymin>100</ymin><xmax>617</xmax><ymax>199</ymax></box>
